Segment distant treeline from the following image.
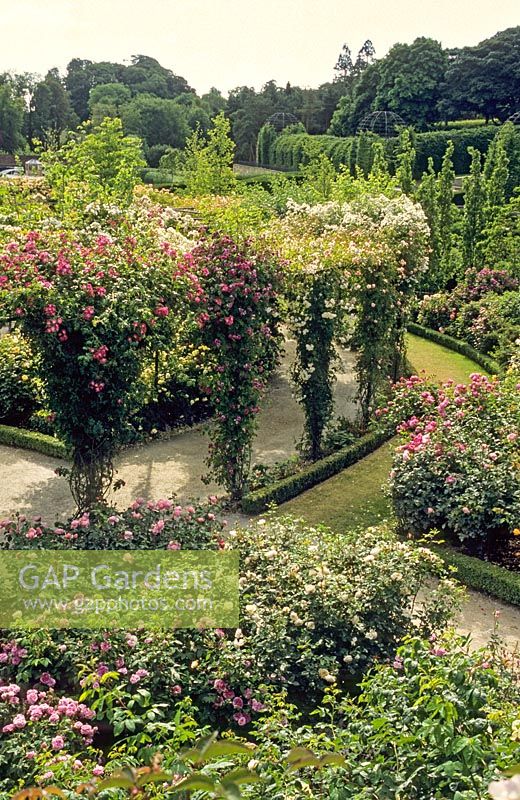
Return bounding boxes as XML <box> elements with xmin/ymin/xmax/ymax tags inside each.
<box><xmin>0</xmin><ymin>25</ymin><xmax>518</xmax><ymax>165</ymax></box>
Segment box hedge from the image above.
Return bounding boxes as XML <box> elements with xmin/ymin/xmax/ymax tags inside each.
<box><xmin>0</xmin><ymin>424</ymin><xmax>67</xmax><ymax>459</ymax></box>
<box><xmin>434</xmin><ymin>545</ymin><xmax>520</xmax><ymax>607</ymax></box>
<box><xmin>266</xmin><ymin>126</ymin><xmax>499</xmax><ymax>179</ymax></box>
<box><xmin>407</xmin><ymin>322</ymin><xmax>501</xmax><ymax>375</ymax></box>
<box><xmin>241</xmin><ymin>428</ymin><xmax>392</xmax><ymax>514</ymax></box>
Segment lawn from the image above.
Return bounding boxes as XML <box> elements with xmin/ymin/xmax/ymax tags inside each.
<box><xmin>278</xmin><ymin>333</ymin><xmax>482</xmax><ymax>531</ymax></box>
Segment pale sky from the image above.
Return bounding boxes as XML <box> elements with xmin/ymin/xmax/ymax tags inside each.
<box><xmin>1</xmin><ymin>0</ymin><xmax>518</xmax><ymax>95</ymax></box>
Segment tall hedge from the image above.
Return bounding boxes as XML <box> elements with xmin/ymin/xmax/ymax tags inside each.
<box><xmin>266</xmin><ymin>126</ymin><xmax>500</xmax><ymax>177</ymax></box>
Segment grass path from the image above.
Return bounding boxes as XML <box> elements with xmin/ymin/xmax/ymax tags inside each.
<box><xmin>281</xmin><ymin>333</ymin><xmax>482</xmax><ymax>529</ymax></box>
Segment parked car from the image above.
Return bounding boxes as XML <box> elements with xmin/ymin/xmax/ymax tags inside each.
<box><xmin>0</xmin><ymin>167</ymin><xmax>24</xmax><ymax>179</ymax></box>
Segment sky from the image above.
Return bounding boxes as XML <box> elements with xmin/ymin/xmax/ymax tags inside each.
<box><xmin>0</xmin><ymin>0</ymin><xmax>518</xmax><ymax>95</ymax></box>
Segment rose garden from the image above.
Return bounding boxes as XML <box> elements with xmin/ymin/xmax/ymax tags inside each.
<box><xmin>0</xmin><ymin>109</ymin><xmax>518</xmax><ymax>799</ymax></box>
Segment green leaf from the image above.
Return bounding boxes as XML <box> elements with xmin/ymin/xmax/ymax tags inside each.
<box><xmin>171</xmin><ymin>774</ymin><xmax>216</xmax><ymax>792</ymax></box>
<box><xmin>286</xmin><ymin>747</ymin><xmax>318</xmax><ymax>764</ymax></box>
<box><xmin>319</xmin><ymin>754</ymin><xmax>346</xmax><ymax>768</ymax></box>
<box><xmin>221</xmin><ymin>768</ymin><xmax>262</xmax><ymax>785</ymax></box>
<box><xmin>183</xmin><ymin>737</ymin><xmax>253</xmax><ymax>764</ymax></box>
<box><xmin>136</xmin><ymin>771</ymin><xmax>171</xmax><ymax>787</ymax></box>
<box><xmin>96</xmin><ymin>776</ymin><xmax>135</xmax><ymax>790</ymax></box>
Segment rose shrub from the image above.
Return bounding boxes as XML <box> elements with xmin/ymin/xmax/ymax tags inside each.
<box><xmin>0</xmin><ymin>680</ymin><xmax>99</xmax><ymax>790</ymax></box>
<box><xmin>216</xmin><ymin>516</ymin><xmax>459</xmax><ymax>698</ymax></box>
<box><xmin>385</xmin><ymin>370</ymin><xmax>520</xmax><ymax>549</ymax></box>
<box><xmin>417</xmin><ymin>267</ymin><xmax>520</xmax><ymax>366</ymax></box>
<box><xmin>2</xmin><ymin>635</ymin><xmax>519</xmax><ymax>798</ymax></box>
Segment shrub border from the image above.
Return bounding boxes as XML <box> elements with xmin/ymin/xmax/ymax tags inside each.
<box><xmin>407</xmin><ymin>322</ymin><xmax>501</xmax><ymax>375</ymax></box>
<box><xmin>241</xmin><ymin>428</ymin><xmax>393</xmax><ymax>514</ymax></box>
<box><xmin>433</xmin><ymin>545</ymin><xmax>520</xmax><ymax>607</ymax></box>
<box><xmin>0</xmin><ymin>424</ymin><xmax>67</xmax><ymax>460</ymax></box>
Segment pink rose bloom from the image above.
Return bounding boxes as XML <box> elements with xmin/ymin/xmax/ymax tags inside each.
<box><xmin>92</xmin><ymin>765</ymin><xmax>104</xmax><ymax>777</ymax></box>
<box><xmin>26</xmin><ymin>689</ymin><xmax>38</xmax><ymax>704</ymax></box>
<box><xmin>233</xmin><ymin>712</ymin><xmax>251</xmax><ymax>726</ymax></box>
<box><xmin>156</xmin><ymin>499</ymin><xmax>173</xmax><ymax>510</ymax></box>
<box><xmin>51</xmin><ymin>735</ymin><xmax>65</xmax><ymax>750</ymax></box>
<box><xmin>154</xmin><ymin>305</ymin><xmax>169</xmax><ymax>317</ymax></box>
<box><xmin>151</xmin><ymin>519</ymin><xmax>165</xmax><ymax>535</ymax></box>
<box><xmin>80</xmin><ymin>723</ymin><xmax>95</xmax><ymax>737</ymax></box>
<box><xmin>12</xmin><ymin>714</ymin><xmax>26</xmax><ymax>729</ymax></box>
<box><xmin>167</xmin><ymin>541</ymin><xmax>181</xmax><ymax>550</ymax></box>
<box><xmin>40</xmin><ymin>672</ymin><xmax>56</xmax><ymax>687</ymax></box>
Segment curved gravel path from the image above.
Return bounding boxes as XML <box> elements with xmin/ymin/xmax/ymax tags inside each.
<box><xmin>0</xmin><ymin>341</ymin><xmax>357</xmax><ymax>522</ymax></box>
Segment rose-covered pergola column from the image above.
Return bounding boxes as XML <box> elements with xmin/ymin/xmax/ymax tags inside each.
<box><xmin>0</xmin><ymin>231</ymin><xmax>195</xmax><ymax>511</ymax></box>
<box><xmin>186</xmin><ymin>234</ymin><xmax>281</xmax><ymax>501</ymax></box>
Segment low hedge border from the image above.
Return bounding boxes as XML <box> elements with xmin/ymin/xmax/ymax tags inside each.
<box><xmin>0</xmin><ymin>424</ymin><xmax>67</xmax><ymax>460</ymax></box>
<box><xmin>407</xmin><ymin>322</ymin><xmax>501</xmax><ymax>375</ymax></box>
<box><xmin>433</xmin><ymin>545</ymin><xmax>520</xmax><ymax>607</ymax></box>
<box><xmin>241</xmin><ymin>427</ymin><xmax>393</xmax><ymax>514</ymax></box>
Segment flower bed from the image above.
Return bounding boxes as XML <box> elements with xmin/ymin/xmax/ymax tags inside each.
<box><xmin>384</xmin><ymin>369</ymin><xmax>520</xmax><ymax>557</ymax></box>
<box><xmin>0</xmin><ymin>505</ymin><xmax>457</xmax><ymax>791</ymax></box>
<box><xmin>416</xmin><ymin>267</ymin><xmax>519</xmax><ymax>368</ymax></box>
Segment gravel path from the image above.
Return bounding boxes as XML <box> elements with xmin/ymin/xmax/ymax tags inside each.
<box><xmin>0</xmin><ymin>341</ymin><xmax>357</xmax><ymax>522</ymax></box>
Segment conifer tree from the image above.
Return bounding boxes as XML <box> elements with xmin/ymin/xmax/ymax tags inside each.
<box><xmin>463</xmin><ymin>147</ymin><xmax>485</xmax><ymax>267</ymax></box>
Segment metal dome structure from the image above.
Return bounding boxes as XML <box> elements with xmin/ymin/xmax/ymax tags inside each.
<box><xmin>357</xmin><ymin>110</ymin><xmax>406</xmax><ymax>138</ymax></box>
<box><xmin>505</xmin><ymin>111</ymin><xmax>520</xmax><ymax>126</ymax></box>
<box><xmin>265</xmin><ymin>111</ymin><xmax>300</xmax><ymax>132</ymax></box>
